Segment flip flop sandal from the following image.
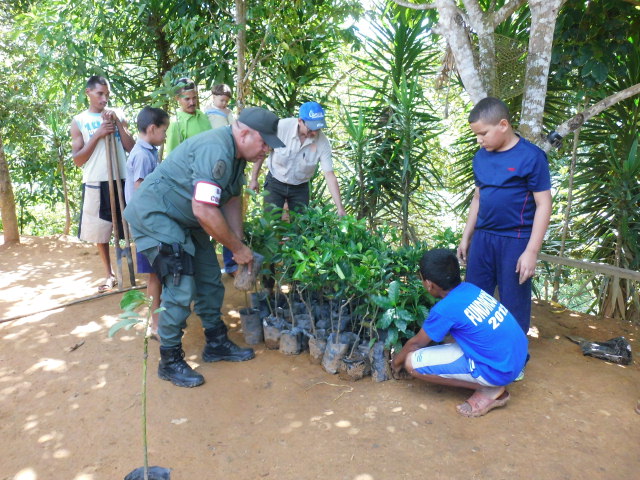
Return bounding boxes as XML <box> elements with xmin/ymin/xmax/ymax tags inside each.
<box><xmin>98</xmin><ymin>276</ymin><xmax>117</xmax><ymax>293</ymax></box>
<box><xmin>457</xmin><ymin>390</ymin><xmax>511</xmax><ymax>418</ymax></box>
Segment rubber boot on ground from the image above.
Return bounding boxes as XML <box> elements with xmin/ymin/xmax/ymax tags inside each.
<box><xmin>158</xmin><ymin>345</ymin><xmax>205</xmax><ymax>388</ymax></box>
<box><xmin>202</xmin><ymin>324</ymin><xmax>255</xmax><ymax>362</ymax></box>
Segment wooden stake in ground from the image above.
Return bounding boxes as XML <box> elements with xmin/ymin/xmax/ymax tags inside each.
<box><xmin>109</xmin><ymin>132</ymin><xmax>136</xmax><ymax>287</ymax></box>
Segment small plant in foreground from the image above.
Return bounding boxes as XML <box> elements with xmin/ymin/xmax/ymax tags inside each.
<box><xmin>109</xmin><ymin>290</ymin><xmax>170</xmax><ymax>480</ymax></box>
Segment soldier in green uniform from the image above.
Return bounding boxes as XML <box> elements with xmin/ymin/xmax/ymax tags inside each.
<box><xmin>124</xmin><ymin>107</ymin><xmax>285</xmax><ymax>388</ymax></box>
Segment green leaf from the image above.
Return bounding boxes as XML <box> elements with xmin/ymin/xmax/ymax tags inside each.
<box><xmin>108</xmin><ymin>318</ymin><xmax>141</xmax><ymax>338</ymax></box>
<box><xmin>335</xmin><ymin>264</ymin><xmax>346</xmax><ymax>280</ymax></box>
<box><xmin>292</xmin><ymin>263</ymin><xmax>308</xmax><ymax>281</ymax></box>
<box><xmin>119</xmin><ymin>311</ymin><xmax>140</xmax><ymax>321</ymax></box>
<box><xmin>394</xmin><ymin>316</ymin><xmax>408</xmax><ymax>333</ymax></box>
<box><xmin>388</xmin><ymin>280</ymin><xmax>400</xmax><ymax>305</ymax></box>
<box><xmin>371</xmin><ymin>294</ymin><xmax>392</xmax><ymax>309</ymax></box>
<box><xmin>397</xmin><ymin>309</ymin><xmax>413</xmax><ymax>324</ymax></box>
<box><xmin>580</xmin><ymin>59</ymin><xmax>594</xmax><ymax>78</ymax></box>
<box><xmin>120</xmin><ymin>290</ymin><xmax>147</xmax><ymax>311</ymax></box>
<box><xmin>590</xmin><ymin>62</ymin><xmax>608</xmax><ymax>83</ymax></box>
<box><xmin>624</xmin><ymin>136</ymin><xmax>640</xmax><ymax>175</ymax></box>
<box><xmin>385</xmin><ymin>327</ymin><xmax>399</xmax><ymax>349</ymax></box>
<box><xmin>377</xmin><ymin>308</ymin><xmax>396</xmax><ymax>329</ymax></box>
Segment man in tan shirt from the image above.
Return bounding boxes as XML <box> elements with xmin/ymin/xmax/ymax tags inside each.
<box><xmin>249</xmin><ymin>101</ymin><xmax>345</xmax><ymax>216</ymax></box>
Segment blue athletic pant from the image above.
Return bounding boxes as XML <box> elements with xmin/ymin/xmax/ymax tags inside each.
<box><xmin>222</xmin><ymin>246</ymin><xmax>238</xmax><ymax>273</ymax></box>
<box><xmin>465</xmin><ymin>230</ymin><xmax>532</xmax><ymax>333</ymax></box>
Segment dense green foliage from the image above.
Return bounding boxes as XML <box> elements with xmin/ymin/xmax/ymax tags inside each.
<box><xmin>245</xmin><ymin>196</ymin><xmax>434</xmax><ymax>350</ymax></box>
<box><xmin>541</xmin><ymin>0</ymin><xmax>640</xmax><ymax>319</ymax></box>
<box><xmin>1</xmin><ymin>0</ymin><xmax>639</xmax><ymax>320</ymax></box>
<box><xmin>338</xmin><ymin>3</ymin><xmax>444</xmax><ymax>243</ymax></box>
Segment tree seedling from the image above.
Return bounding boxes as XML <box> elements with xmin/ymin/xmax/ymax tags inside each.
<box><xmin>109</xmin><ymin>290</ymin><xmax>170</xmax><ymax>480</ymax></box>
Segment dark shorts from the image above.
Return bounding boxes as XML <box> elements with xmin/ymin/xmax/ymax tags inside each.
<box><xmin>136</xmin><ymin>251</ymin><xmax>153</xmax><ymax>274</ymax></box>
<box><xmin>263</xmin><ymin>172</ymin><xmax>309</xmax><ymax>212</ymax></box>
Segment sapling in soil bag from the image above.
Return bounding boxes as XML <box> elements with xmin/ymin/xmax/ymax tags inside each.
<box><xmin>234</xmin><ymin>252</ymin><xmax>264</xmax><ymax>291</ymax></box>
<box><xmin>124</xmin><ymin>466</ymin><xmax>171</xmax><ymax>480</ymax></box>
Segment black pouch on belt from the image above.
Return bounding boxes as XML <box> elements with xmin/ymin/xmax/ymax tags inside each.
<box><xmin>152</xmin><ymin>242</ymin><xmax>195</xmax><ymax>285</ymax></box>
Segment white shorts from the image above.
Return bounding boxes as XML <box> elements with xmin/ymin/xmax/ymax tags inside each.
<box><xmin>78</xmin><ymin>181</ymin><xmax>124</xmax><ymax>243</ymax></box>
<box><xmin>410</xmin><ymin>343</ymin><xmax>496</xmax><ymax>387</ymax></box>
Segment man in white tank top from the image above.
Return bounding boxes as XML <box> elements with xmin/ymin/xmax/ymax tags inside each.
<box><xmin>70</xmin><ymin>76</ymin><xmax>135</xmax><ymax>292</ymax></box>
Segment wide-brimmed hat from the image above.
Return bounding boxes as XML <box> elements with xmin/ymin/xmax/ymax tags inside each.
<box><xmin>238</xmin><ymin>107</ymin><xmax>285</xmax><ymax>148</ymax></box>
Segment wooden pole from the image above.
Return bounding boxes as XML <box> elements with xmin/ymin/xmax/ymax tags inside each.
<box><xmin>109</xmin><ymin>133</ymin><xmax>136</xmax><ymax>287</ymax></box>
<box><xmin>0</xmin><ymin>284</ymin><xmax>147</xmax><ymax>324</ymax></box>
<box><xmin>539</xmin><ymin>253</ymin><xmax>640</xmax><ymax>282</ymax></box>
<box><xmin>105</xmin><ymin>133</ymin><xmax>124</xmax><ymax>289</ymax></box>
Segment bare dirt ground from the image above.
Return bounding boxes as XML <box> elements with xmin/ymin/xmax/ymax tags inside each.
<box><xmin>1</xmin><ymin>235</ymin><xmax>639</xmax><ymax>480</ymax></box>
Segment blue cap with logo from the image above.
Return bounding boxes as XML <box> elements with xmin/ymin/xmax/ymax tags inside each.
<box><xmin>299</xmin><ymin>101</ymin><xmax>327</xmax><ymax>131</ymax></box>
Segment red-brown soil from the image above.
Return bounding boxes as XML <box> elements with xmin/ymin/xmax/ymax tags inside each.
<box><xmin>1</xmin><ymin>235</ymin><xmax>639</xmax><ymax>480</ymax></box>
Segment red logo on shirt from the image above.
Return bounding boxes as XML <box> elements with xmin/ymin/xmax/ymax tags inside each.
<box><xmin>507</xmin><ymin>167</ymin><xmax>516</xmax><ymax>171</ymax></box>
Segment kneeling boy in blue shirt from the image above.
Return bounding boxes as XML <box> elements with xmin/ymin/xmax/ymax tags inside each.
<box><xmin>391</xmin><ymin>249</ymin><xmax>527</xmax><ymax>418</ymax></box>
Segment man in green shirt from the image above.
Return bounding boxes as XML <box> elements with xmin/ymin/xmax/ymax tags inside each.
<box><xmin>124</xmin><ymin>107</ymin><xmax>285</xmax><ymax>388</ymax></box>
<box><xmin>164</xmin><ymin>77</ymin><xmax>212</xmax><ymax>155</ymax></box>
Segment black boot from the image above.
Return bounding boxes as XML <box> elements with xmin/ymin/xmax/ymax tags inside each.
<box><xmin>202</xmin><ymin>324</ymin><xmax>255</xmax><ymax>362</ymax></box>
<box><xmin>158</xmin><ymin>345</ymin><xmax>205</xmax><ymax>388</ymax></box>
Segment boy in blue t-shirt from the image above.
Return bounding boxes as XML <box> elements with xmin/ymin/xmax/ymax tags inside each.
<box><xmin>125</xmin><ymin>106</ymin><xmax>170</xmax><ymax>338</ymax></box>
<box><xmin>457</xmin><ymin>97</ymin><xmax>552</xmax><ymax>342</ymax></box>
<box><xmin>391</xmin><ymin>249</ymin><xmax>527</xmax><ymax>417</ymax></box>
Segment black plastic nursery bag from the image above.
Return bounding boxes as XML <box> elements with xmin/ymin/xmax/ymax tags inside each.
<box><xmin>124</xmin><ymin>466</ymin><xmax>171</xmax><ymax>480</ymax></box>
<box><xmin>580</xmin><ymin>336</ymin><xmax>632</xmax><ymax>365</ymax></box>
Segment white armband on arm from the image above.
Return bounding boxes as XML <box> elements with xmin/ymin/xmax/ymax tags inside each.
<box><xmin>193</xmin><ymin>181</ymin><xmax>222</xmax><ymax>206</ymax></box>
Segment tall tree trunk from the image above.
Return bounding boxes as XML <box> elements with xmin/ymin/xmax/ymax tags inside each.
<box><xmin>0</xmin><ymin>132</ymin><xmax>20</xmax><ymax>244</ymax></box>
<box><xmin>435</xmin><ymin>0</ymin><xmax>487</xmax><ymax>103</ymax></box>
<box><xmin>148</xmin><ymin>11</ymin><xmax>172</xmax><ymax>84</ymax></box>
<box><xmin>236</xmin><ymin>0</ymin><xmax>247</xmax><ymax>111</ymax></box>
<box><xmin>151</xmin><ymin>8</ymin><xmax>174</xmax><ymax>162</ymax></box>
<box><xmin>463</xmin><ymin>0</ymin><xmax>496</xmax><ymax>95</ymax></box>
<box><xmin>518</xmin><ymin>0</ymin><xmax>564</xmax><ymax>141</ymax></box>
<box><xmin>552</xmin><ymin>127</ymin><xmax>580</xmax><ymax>302</ymax></box>
<box><xmin>57</xmin><ymin>146</ymin><xmax>71</xmax><ymax>235</ymax></box>
<box><xmin>602</xmin><ymin>238</ymin><xmax>624</xmax><ymax>319</ymax></box>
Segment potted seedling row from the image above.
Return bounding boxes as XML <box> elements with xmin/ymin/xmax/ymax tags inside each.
<box><xmin>243</xmin><ymin>202</ymin><xmax>436</xmax><ymax>382</ymax></box>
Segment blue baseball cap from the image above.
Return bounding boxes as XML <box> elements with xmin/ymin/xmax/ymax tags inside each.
<box><xmin>299</xmin><ymin>101</ymin><xmax>327</xmax><ymax>130</ymax></box>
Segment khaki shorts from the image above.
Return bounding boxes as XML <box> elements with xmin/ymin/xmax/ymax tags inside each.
<box><xmin>78</xmin><ymin>181</ymin><xmax>125</xmax><ymax>243</ymax></box>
